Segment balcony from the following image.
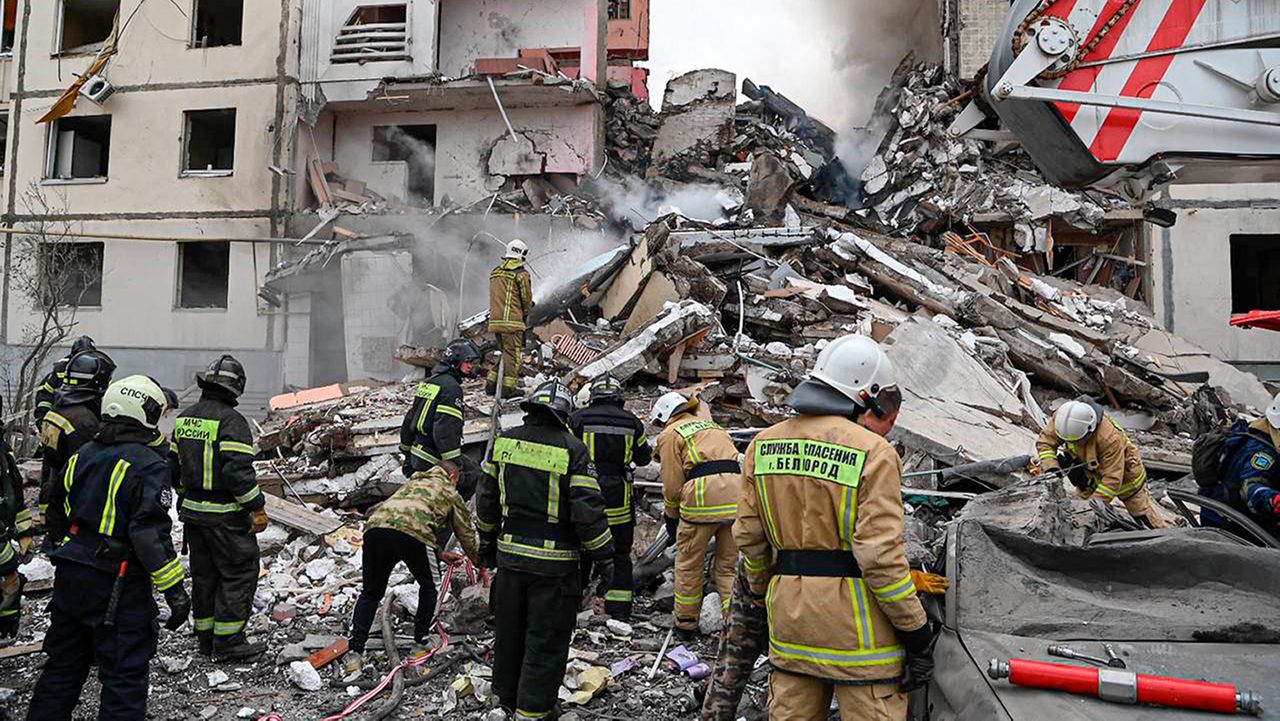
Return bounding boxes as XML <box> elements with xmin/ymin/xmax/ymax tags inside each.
<box><xmin>330</xmin><ymin>5</ymin><xmax>410</xmax><ymax>64</ymax></box>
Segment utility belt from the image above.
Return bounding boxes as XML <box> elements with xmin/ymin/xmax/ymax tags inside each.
<box><xmin>774</xmin><ymin>549</ymin><xmax>862</xmax><ymax>578</ymax></box>
<box><xmin>502</xmin><ymin>517</ymin><xmax>579</xmax><ymax>546</ymax></box>
<box><xmin>67</xmin><ymin>523</ymin><xmax>136</xmax><ymax>565</ymax></box>
<box><xmin>688</xmin><ymin>459</ymin><xmax>741</xmax><ymax>480</ymax></box>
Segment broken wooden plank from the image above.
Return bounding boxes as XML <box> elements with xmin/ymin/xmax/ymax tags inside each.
<box><xmin>307</xmin><ymin>637</ymin><xmax>349</xmax><ymax>670</ymax></box>
<box><xmin>263</xmin><ymin>492</ymin><xmax>343</xmax><ymax>536</ymax></box>
<box><xmin>0</xmin><ymin>642</ymin><xmax>42</xmax><ymax>659</ymax></box>
<box><xmin>307</xmin><ymin>159</ymin><xmax>333</xmax><ymax>206</ymax></box>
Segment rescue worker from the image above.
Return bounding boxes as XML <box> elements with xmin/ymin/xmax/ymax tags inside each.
<box><xmin>1037</xmin><ymin>398</ymin><xmax>1168</xmax><ymax>529</ymax></box>
<box><xmin>653</xmin><ymin>391</ymin><xmax>740</xmax><ymax>638</ymax></box>
<box><xmin>1206</xmin><ymin>392</ymin><xmax>1280</xmax><ymax>536</ymax></box>
<box><xmin>476</xmin><ymin>380</ymin><xmax>614</xmax><ymax>720</ymax></box>
<box><xmin>700</xmin><ymin>564</ymin><xmax>768</xmax><ymax>721</ymax></box>
<box><xmin>568</xmin><ymin>375</ymin><xmax>652</xmax><ymax>620</ymax></box>
<box><xmin>1</xmin><ymin>396</ymin><xmax>32</xmax><ymax>639</ymax></box>
<box><xmin>733</xmin><ymin>334</ymin><xmax>934</xmax><ymax>719</ymax></box>
<box><xmin>173</xmin><ymin>355</ymin><xmax>269</xmax><ymax>660</ymax></box>
<box><xmin>487</xmin><ymin>239</ymin><xmax>534</xmax><ymax>396</ymax></box>
<box><xmin>341</xmin><ymin>464</ymin><xmax>481</xmax><ymax>681</ymax></box>
<box><xmin>28</xmin><ymin>376</ymin><xmax>190</xmax><ymax>720</ymax></box>
<box><xmin>40</xmin><ymin>349</ymin><xmax>115</xmax><ymax>542</ymax></box>
<box><xmin>33</xmin><ymin>336</ymin><xmax>96</xmax><ymax>423</ymax></box>
<box><xmin>399</xmin><ymin>338</ymin><xmax>482</xmax><ymax>481</ymax></box>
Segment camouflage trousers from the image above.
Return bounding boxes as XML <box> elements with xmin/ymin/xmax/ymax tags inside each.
<box><xmin>701</xmin><ymin>564</ymin><xmax>768</xmax><ymax>721</ymax></box>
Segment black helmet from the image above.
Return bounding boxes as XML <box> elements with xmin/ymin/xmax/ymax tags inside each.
<box><xmin>70</xmin><ymin>335</ymin><xmax>96</xmax><ymax>356</ymax></box>
<box><xmin>443</xmin><ymin>338</ymin><xmax>482</xmax><ymax>371</ymax></box>
<box><xmin>520</xmin><ymin>380</ymin><xmax>574</xmax><ymax>425</ymax></box>
<box><xmin>589</xmin><ymin>375</ymin><xmax>624</xmax><ymax>404</ymax></box>
<box><xmin>197</xmin><ymin>355</ymin><xmax>247</xmax><ymax>398</ymax></box>
<box><xmin>57</xmin><ymin>350</ymin><xmax>115</xmax><ymax>404</ymax></box>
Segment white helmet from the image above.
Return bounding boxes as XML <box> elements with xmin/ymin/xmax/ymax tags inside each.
<box><xmin>651</xmin><ymin>391</ymin><xmax>692</xmax><ymax>425</ymax></box>
<box><xmin>810</xmin><ymin>334</ymin><xmax>897</xmax><ymax>406</ymax></box>
<box><xmin>102</xmin><ymin>375</ymin><xmax>167</xmax><ymax>429</ymax></box>
<box><xmin>1053</xmin><ymin>400</ymin><xmax>1099</xmax><ymax>442</ymax></box>
<box><xmin>1267</xmin><ymin>391</ymin><xmax>1280</xmax><ymax>430</ymax></box>
<box><xmin>504</xmin><ymin>239</ymin><xmax>529</xmax><ymax>261</ymax></box>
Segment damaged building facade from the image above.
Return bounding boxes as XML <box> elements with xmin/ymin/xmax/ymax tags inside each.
<box><xmin>939</xmin><ymin>0</ymin><xmax>1280</xmax><ymax>380</ymax></box>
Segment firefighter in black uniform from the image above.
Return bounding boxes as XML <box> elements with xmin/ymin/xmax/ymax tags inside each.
<box><xmin>568</xmin><ymin>376</ymin><xmax>652</xmax><ymax>620</ymax></box>
<box><xmin>399</xmin><ymin>338</ymin><xmax>482</xmax><ymax>482</ymax></box>
<box><xmin>1</xmin><ymin>395</ymin><xmax>32</xmax><ymax>639</ymax></box>
<box><xmin>476</xmin><ymin>380</ymin><xmax>615</xmax><ymax>721</ymax></box>
<box><xmin>28</xmin><ymin>375</ymin><xmax>190</xmax><ymax>721</ymax></box>
<box><xmin>40</xmin><ymin>349</ymin><xmax>115</xmax><ymax>541</ymax></box>
<box><xmin>33</xmin><ymin>336</ymin><xmax>96</xmax><ymax>424</ymax></box>
<box><xmin>173</xmin><ymin>355</ymin><xmax>268</xmax><ymax>661</ymax></box>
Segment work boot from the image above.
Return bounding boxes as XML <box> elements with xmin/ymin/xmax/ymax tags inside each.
<box><xmin>213</xmin><ymin>634</ymin><xmax>267</xmax><ymax>662</ymax></box>
<box><xmin>197</xmin><ymin>631</ymin><xmax>213</xmax><ymax>657</ymax></box>
<box><xmin>339</xmin><ymin>650</ymin><xmax>364</xmax><ymax>682</ymax></box>
<box><xmin>673</xmin><ymin>626</ymin><xmax>698</xmax><ymax>643</ymax></box>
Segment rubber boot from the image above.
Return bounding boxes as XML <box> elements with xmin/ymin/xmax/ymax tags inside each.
<box><xmin>213</xmin><ymin>633</ymin><xmax>267</xmax><ymax>662</ymax></box>
<box><xmin>197</xmin><ymin>631</ymin><xmax>213</xmax><ymax>657</ymax></box>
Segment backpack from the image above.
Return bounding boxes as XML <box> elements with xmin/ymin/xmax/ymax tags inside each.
<box><xmin>1192</xmin><ymin>419</ymin><xmax>1275</xmax><ymax>488</ymax></box>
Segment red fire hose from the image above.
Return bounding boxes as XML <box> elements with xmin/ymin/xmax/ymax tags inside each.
<box><xmin>988</xmin><ymin>658</ymin><xmax>1263</xmax><ymax>716</ymax></box>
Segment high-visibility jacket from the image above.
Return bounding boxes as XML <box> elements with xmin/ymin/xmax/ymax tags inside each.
<box><xmin>488</xmin><ymin>259</ymin><xmax>533</xmax><ymax>334</ymax></box>
<box><xmin>48</xmin><ymin>421</ymin><xmax>185</xmax><ymax>593</ymax></box>
<box><xmin>733</xmin><ymin>414</ymin><xmax>927</xmax><ymax>683</ymax></box>
<box><xmin>39</xmin><ymin>401</ymin><xmax>100</xmax><ymax>523</ymax></box>
<box><xmin>656</xmin><ymin>412</ymin><xmax>741</xmax><ymax>524</ymax></box>
<box><xmin>475</xmin><ymin>414</ymin><xmax>614</xmax><ymax>576</ymax></box>
<box><xmin>173</xmin><ymin>390</ymin><xmax>264</xmax><ymax>526</ymax></box>
<box><xmin>399</xmin><ymin>366</ymin><xmax>465</xmax><ymax>472</ymax></box>
<box><xmin>0</xmin><ymin>438</ymin><xmax>29</xmax><ymax>576</ymax></box>
<box><xmin>1037</xmin><ymin>412</ymin><xmax>1147</xmax><ymax>501</ymax></box>
<box><xmin>569</xmin><ymin>400</ymin><xmax>652</xmax><ymax>526</ymax></box>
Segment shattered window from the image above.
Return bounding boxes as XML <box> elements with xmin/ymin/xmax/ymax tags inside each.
<box><xmin>333</xmin><ymin>4</ymin><xmax>409</xmax><ymax>63</ymax></box>
<box><xmin>191</xmin><ymin>0</ymin><xmax>243</xmax><ymax>48</ymax></box>
<box><xmin>609</xmin><ymin>0</ymin><xmax>631</xmax><ymax>20</ymax></box>
<box><xmin>2</xmin><ymin>0</ymin><xmax>16</xmax><ymax>54</ymax></box>
<box><xmin>177</xmin><ymin>241</ymin><xmax>230</xmax><ymax>309</ymax></box>
<box><xmin>372</xmin><ymin>125</ymin><xmax>437</xmax><ymax>205</ymax></box>
<box><xmin>1230</xmin><ymin>235</ymin><xmax>1280</xmax><ymax>313</ymax></box>
<box><xmin>47</xmin><ymin>115</ymin><xmax>111</xmax><ymax>180</ymax></box>
<box><xmin>58</xmin><ymin>0</ymin><xmax>119</xmax><ymax>55</ymax></box>
<box><xmin>182</xmin><ymin>109</ymin><xmax>236</xmax><ymax>175</ymax></box>
<box><xmin>40</xmin><ymin>242</ymin><xmax>103</xmax><ymax>307</ymax></box>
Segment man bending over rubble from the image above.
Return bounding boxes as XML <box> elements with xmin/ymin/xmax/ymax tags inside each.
<box><xmin>341</xmin><ymin>463</ymin><xmax>480</xmax><ymax>681</ymax></box>
<box><xmin>1037</xmin><ymin>398</ymin><xmax>1167</xmax><ymax>529</ymax></box>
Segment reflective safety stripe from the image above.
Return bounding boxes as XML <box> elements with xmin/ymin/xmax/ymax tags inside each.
<box><xmin>663</xmin><ymin>498</ymin><xmax>679</xmax><ymax>512</ymax></box>
<box><xmin>498</xmin><ymin>536</ymin><xmax>579</xmax><ymax>561</ymax></box>
<box><xmin>98</xmin><ymin>460</ymin><xmax>131</xmax><ymax>536</ymax></box>
<box><xmin>870</xmin><ymin>574</ymin><xmax>917</xmax><ymax>603</ymax></box>
<box><xmin>440</xmin><ymin>448</ymin><xmax>462</xmax><ymax>461</ymax></box>
<box><xmin>767</xmin><ymin>637</ymin><xmax>905</xmax><ymax>667</ymax></box>
<box><xmin>0</xmin><ymin>609</ymin><xmax>16</xmax><ymax>618</ymax></box>
<box><xmin>151</xmin><ymin>558</ymin><xmax>185</xmax><ymax>591</ymax></box>
<box><xmin>674</xmin><ymin>591</ymin><xmax>703</xmax><ymax>609</ymax></box>
<box><xmin>493</xmin><ymin>437</ymin><xmax>570</xmax><ymax>475</ymax></box>
<box><xmin>44</xmin><ymin>412</ymin><xmax>74</xmax><ymax>435</ymax></box>
<box><xmin>193</xmin><ymin>617</ymin><xmax>215</xmax><ymax>632</ymax></box>
<box><xmin>583</xmin><ymin>529</ymin><xmax>612</xmax><ymax>551</ymax></box>
<box><xmin>515</xmin><ymin>709</ymin><xmax>551</xmax><ymax>720</ymax></box>
<box><xmin>414</xmin><ymin>382</ymin><xmax>441</xmax><ymax>433</ymax></box>
<box><xmin>410</xmin><ymin>446</ymin><xmax>441</xmax><ymax>465</ymax></box>
<box><xmin>475</xmin><ymin>517</ymin><xmax>500</xmax><ymax>533</ymax></box>
<box><xmin>743</xmin><ymin>553</ymin><xmax>772</xmax><ymax>573</ymax></box>
<box><xmin>62</xmin><ymin>454</ymin><xmax>80</xmax><ymax>518</ymax></box>
<box><xmin>680</xmin><ymin>502</ymin><xmax>738</xmax><ymax>518</ymax></box>
<box><xmin>181</xmin><ymin>498</ymin><xmax>241</xmax><ymax>514</ymax></box>
<box><xmin>235</xmin><ymin>485</ymin><xmax>262</xmax><ymax>506</ymax></box>
<box><xmin>1038</xmin><ymin>450</ymin><xmax>1058</xmax><ymax>460</ymax></box>
<box><xmin>0</xmin><ymin>542</ymin><xmax>13</xmax><ymax>565</ymax></box>
<box><xmin>569</xmin><ymin>475</ymin><xmax>599</xmax><ymax>491</ymax></box>
<box><xmin>437</xmin><ymin>403</ymin><xmax>463</xmax><ymax>420</ymax></box>
<box><xmin>547</xmin><ymin>470</ymin><xmax>561</xmax><ymax>523</ymax></box>
<box><xmin>219</xmin><ymin>441</ymin><xmax>255</xmax><ymax>455</ymax></box>
<box><xmin>1113</xmin><ymin>471</ymin><xmax>1147</xmax><ymax>498</ymax></box>
<box><xmin>213</xmin><ymin>620</ymin><xmax>246</xmax><ymax>636</ymax></box>
<box><xmin>604</xmin><ymin>590</ymin><xmax>633</xmax><ymax>603</ymax></box>
<box><xmin>605</xmin><ymin>506</ymin><xmax>632</xmax><ymax>526</ymax></box>
<box><xmin>754</xmin><ymin>473</ymin><xmax>782</xmax><ymax>547</ymax></box>
<box><xmin>838</xmin><ymin>485</ymin><xmax>857</xmax><ymax>549</ymax></box>
<box><xmin>851</xmin><ymin>578</ymin><xmax>874</xmax><ymax>648</ymax></box>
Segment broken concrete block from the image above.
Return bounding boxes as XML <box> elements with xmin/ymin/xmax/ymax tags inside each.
<box><xmin>305</xmin><ymin>557</ymin><xmax>336</xmax><ymax>581</ymax></box>
<box><xmin>206</xmin><ymin>670</ymin><xmax>230</xmax><ymax>688</ymax></box>
<box><xmin>606</xmin><ymin>619</ymin><xmax>633</xmax><ymax>637</ymax></box>
<box><xmin>488</xmin><ymin>133</ymin><xmax>545</xmax><ymax>177</ymax></box>
<box><xmin>572</xmin><ymin>301</ymin><xmax>715</xmax><ymax>385</ymax></box>
<box><xmin>289</xmin><ymin>660</ymin><xmax>324</xmax><ymax>692</ymax></box>
<box><xmin>746</xmin><ymin>151</ymin><xmax>796</xmax><ymax>224</ymax></box>
<box><xmin>652</xmin><ymin>69</ymin><xmax>737</xmax><ymax>171</ymax></box>
<box><xmin>699</xmin><ymin>593</ymin><xmax>724</xmax><ymax>635</ymax></box>
<box><xmin>885</xmin><ymin>316</ymin><xmax>1026</xmax><ymax>421</ymax></box>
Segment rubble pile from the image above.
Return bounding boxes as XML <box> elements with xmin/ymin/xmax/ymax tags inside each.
<box><xmin>855</xmin><ymin>60</ymin><xmax>1132</xmax><ymax>242</ymax></box>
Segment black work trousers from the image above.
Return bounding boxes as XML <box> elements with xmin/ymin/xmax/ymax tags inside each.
<box><xmin>27</xmin><ymin>561</ymin><xmax>158</xmax><ymax>721</ymax></box>
<box><xmin>186</xmin><ymin>521</ymin><xmax>260</xmax><ymax>645</ymax></box>
<box><xmin>492</xmin><ymin>568</ymin><xmax>580</xmax><ymax>719</ymax></box>
<box><xmin>581</xmin><ymin>475</ymin><xmax>634</xmax><ymax>619</ymax></box>
<box><xmin>349</xmin><ymin>527</ymin><xmax>437</xmax><ymax>653</ymax></box>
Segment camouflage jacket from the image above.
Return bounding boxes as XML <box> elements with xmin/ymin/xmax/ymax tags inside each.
<box><xmin>368</xmin><ymin>467</ymin><xmax>480</xmax><ymax>563</ymax></box>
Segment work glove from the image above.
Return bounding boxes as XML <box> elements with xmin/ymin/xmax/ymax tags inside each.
<box><xmin>899</xmin><ymin>622</ymin><xmax>937</xmax><ymax>693</ymax></box>
<box><xmin>163</xmin><ymin>586</ymin><xmax>192</xmax><ymax>631</ymax></box>
<box><xmin>17</xmin><ymin>536</ymin><xmax>33</xmax><ymax>563</ymax></box>
<box><xmin>664</xmin><ymin>516</ymin><xmax>679</xmax><ymax>547</ymax></box>
<box><xmin>591</xmin><ymin>559</ymin><xmax>615</xmax><ymax>590</ymax></box>
<box><xmin>1066</xmin><ymin>465</ymin><xmax>1093</xmax><ymax>492</ymax></box>
<box><xmin>249</xmin><ymin>508</ymin><xmax>269</xmax><ymax>534</ymax></box>
<box><xmin>910</xmin><ymin>569</ymin><xmax>950</xmax><ymax>596</ymax></box>
<box><xmin>0</xmin><ymin>572</ymin><xmax>21</xmax><ymax>639</ymax></box>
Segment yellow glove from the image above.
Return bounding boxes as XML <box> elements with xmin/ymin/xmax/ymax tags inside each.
<box><xmin>249</xmin><ymin>509</ymin><xmax>269</xmax><ymax>534</ymax></box>
<box><xmin>910</xmin><ymin>570</ymin><xmax>950</xmax><ymax>595</ymax></box>
<box><xmin>16</xmin><ymin>536</ymin><xmax>33</xmax><ymax>561</ymax></box>
<box><xmin>1075</xmin><ymin>485</ymin><xmax>1095</xmax><ymax>500</ymax></box>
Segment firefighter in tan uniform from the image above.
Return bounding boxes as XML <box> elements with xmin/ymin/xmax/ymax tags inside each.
<box><xmin>487</xmin><ymin>239</ymin><xmax>534</xmax><ymax>395</ymax></box>
<box><xmin>653</xmin><ymin>392</ymin><xmax>741</xmax><ymax>638</ymax></box>
<box><xmin>1037</xmin><ymin>399</ymin><xmax>1167</xmax><ymax>528</ymax></box>
<box><xmin>734</xmin><ymin>335</ymin><xmax>934</xmax><ymax>720</ymax></box>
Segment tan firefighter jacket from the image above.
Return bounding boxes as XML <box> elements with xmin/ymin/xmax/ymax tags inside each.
<box><xmin>733</xmin><ymin>414</ymin><xmax>927</xmax><ymax>683</ymax></box>
<box><xmin>656</xmin><ymin>412</ymin><xmax>741</xmax><ymax>524</ymax></box>
<box><xmin>489</xmin><ymin>259</ymin><xmax>533</xmax><ymax>334</ymax></box>
<box><xmin>1037</xmin><ymin>414</ymin><xmax>1147</xmax><ymax>501</ymax></box>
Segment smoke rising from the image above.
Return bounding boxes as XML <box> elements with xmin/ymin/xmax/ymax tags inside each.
<box><xmin>593</xmin><ymin>176</ymin><xmax>735</xmax><ymax>230</ymax></box>
<box><xmin>378</xmin><ymin>126</ymin><xmax>438</xmax><ymax>206</ymax></box>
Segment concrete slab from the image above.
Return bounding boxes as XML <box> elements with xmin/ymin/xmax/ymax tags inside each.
<box><xmin>1130</xmin><ymin>327</ymin><xmax>1274</xmax><ymax>410</ymax></box>
<box><xmin>885</xmin><ymin>317</ymin><xmax>1026</xmax><ymax>420</ymax></box>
